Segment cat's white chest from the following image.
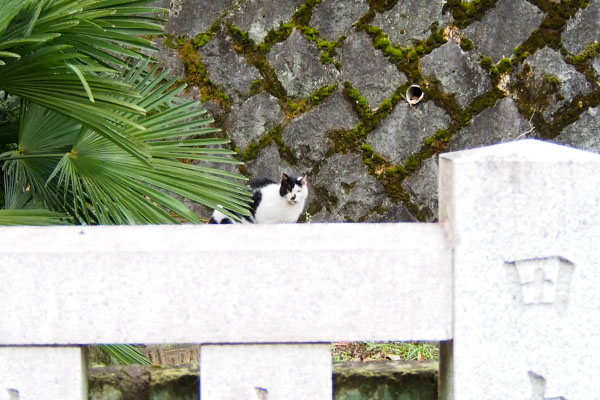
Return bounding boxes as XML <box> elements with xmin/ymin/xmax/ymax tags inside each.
<box><xmin>254</xmin><ymin>184</ymin><xmax>305</xmax><ymax>223</ymax></box>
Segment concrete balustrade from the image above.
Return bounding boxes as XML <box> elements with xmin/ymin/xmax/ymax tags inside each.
<box><xmin>0</xmin><ymin>140</ymin><xmax>598</xmax><ymax>399</ymax></box>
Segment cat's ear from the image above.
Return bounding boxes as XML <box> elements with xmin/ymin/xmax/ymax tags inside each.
<box><xmin>297</xmin><ymin>176</ymin><xmax>307</xmax><ymax>185</ymax></box>
<box><xmin>281</xmin><ymin>173</ymin><xmax>289</xmax><ymax>183</ymax></box>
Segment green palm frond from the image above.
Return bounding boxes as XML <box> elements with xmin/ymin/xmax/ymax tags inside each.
<box><xmin>0</xmin><ymin>0</ymin><xmax>32</xmax><ymax>38</ymax></box>
<box><xmin>100</xmin><ymin>344</ymin><xmax>150</xmax><ymax>366</ymax></box>
<box><xmin>1</xmin><ymin>0</ymin><xmax>166</xmax><ymax>64</ymax></box>
<box><xmin>0</xmin><ymin>45</ymin><xmax>150</xmax><ymax>161</ymax></box>
<box><xmin>2</xmin><ymin>61</ymin><xmax>251</xmax><ymax>224</ymax></box>
<box><xmin>1</xmin><ymin>101</ymin><xmax>79</xmax><ymax>211</ymax></box>
<box><xmin>0</xmin><ymin>0</ymin><xmax>167</xmax><ymax>161</ymax></box>
<box><xmin>0</xmin><ymin>209</ymin><xmax>71</xmax><ymax>225</ymax></box>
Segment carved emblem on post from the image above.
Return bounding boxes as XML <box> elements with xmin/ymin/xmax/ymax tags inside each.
<box><xmin>505</xmin><ymin>256</ymin><xmax>575</xmax><ymax>310</ymax></box>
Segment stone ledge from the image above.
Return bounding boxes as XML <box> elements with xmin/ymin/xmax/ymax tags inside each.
<box><xmin>88</xmin><ymin>360</ymin><xmax>438</xmax><ymax>400</ymax></box>
<box><xmin>334</xmin><ymin>360</ymin><xmax>438</xmax><ymax>400</ymax></box>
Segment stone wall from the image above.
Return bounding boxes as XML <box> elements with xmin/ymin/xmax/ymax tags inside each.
<box><xmin>88</xmin><ymin>361</ymin><xmax>438</xmax><ymax>400</ymax></box>
<box><xmin>152</xmin><ymin>0</ymin><xmax>600</xmax><ymax>222</ymax></box>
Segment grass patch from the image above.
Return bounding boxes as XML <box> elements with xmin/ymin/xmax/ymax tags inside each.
<box><xmin>332</xmin><ymin>342</ymin><xmax>439</xmax><ymax>362</ymax></box>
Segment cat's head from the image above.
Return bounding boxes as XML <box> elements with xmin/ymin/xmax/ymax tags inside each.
<box><xmin>279</xmin><ymin>173</ymin><xmax>308</xmax><ymax>204</ymax></box>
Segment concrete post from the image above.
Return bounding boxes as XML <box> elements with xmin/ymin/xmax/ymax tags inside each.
<box><xmin>0</xmin><ymin>347</ymin><xmax>86</xmax><ymax>400</ymax></box>
<box><xmin>439</xmin><ymin>140</ymin><xmax>600</xmax><ymax>399</ymax></box>
<box><xmin>200</xmin><ymin>344</ymin><xmax>332</xmax><ymax>399</ymax></box>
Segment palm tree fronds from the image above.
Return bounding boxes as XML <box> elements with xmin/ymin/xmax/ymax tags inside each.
<box><xmin>0</xmin><ymin>0</ymin><xmax>171</xmax><ymax>161</ymax></box>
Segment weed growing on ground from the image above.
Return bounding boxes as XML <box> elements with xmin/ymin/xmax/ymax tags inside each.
<box><xmin>332</xmin><ymin>342</ymin><xmax>439</xmax><ymax>362</ymax></box>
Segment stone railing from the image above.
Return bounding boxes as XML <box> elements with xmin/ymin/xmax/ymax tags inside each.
<box><xmin>1</xmin><ymin>140</ymin><xmax>598</xmax><ymax>400</ymax></box>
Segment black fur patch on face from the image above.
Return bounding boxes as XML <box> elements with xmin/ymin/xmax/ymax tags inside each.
<box><xmin>279</xmin><ymin>173</ymin><xmax>297</xmax><ymax>197</ymax></box>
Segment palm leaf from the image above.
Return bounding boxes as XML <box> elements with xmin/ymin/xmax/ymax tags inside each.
<box><xmin>0</xmin><ymin>0</ymin><xmax>31</xmax><ymax>35</ymax></box>
<box><xmin>4</xmin><ymin>60</ymin><xmax>251</xmax><ymax>224</ymax></box>
<box><xmin>0</xmin><ymin>0</ymin><xmax>169</xmax><ymax>162</ymax></box>
<box><xmin>0</xmin><ymin>46</ymin><xmax>151</xmax><ymax>161</ymax></box>
<box><xmin>100</xmin><ymin>344</ymin><xmax>150</xmax><ymax>365</ymax></box>
<box><xmin>5</xmin><ymin>0</ymin><xmax>166</xmax><ymax>64</ymax></box>
<box><xmin>0</xmin><ymin>209</ymin><xmax>71</xmax><ymax>225</ymax></box>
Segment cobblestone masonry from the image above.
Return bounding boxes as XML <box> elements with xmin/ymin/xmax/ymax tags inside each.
<box><xmin>153</xmin><ymin>0</ymin><xmax>600</xmax><ymax>222</ymax></box>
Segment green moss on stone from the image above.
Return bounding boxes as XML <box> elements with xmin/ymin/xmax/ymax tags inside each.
<box><xmin>379</xmin><ymin>172</ymin><xmax>428</xmax><ymax>221</ymax></box>
<box><xmin>378</xmin><ymin>98</ymin><xmax>393</xmax><ymax>114</ymax></box>
<box><xmin>284</xmin><ymin>83</ymin><xmax>338</xmax><ymax>117</ymax></box>
<box><xmin>164</xmin><ymin>33</ymin><xmax>176</xmax><ymax>49</ymax></box>
<box><xmin>310</xmin><ymin>83</ymin><xmax>338</xmax><ymax>103</ymax></box>
<box><xmin>292</xmin><ymin>0</ymin><xmax>322</xmax><ymax>26</ymax></box>
<box><xmin>567</xmin><ymin>41</ymin><xmax>600</xmax><ymax>65</ymax></box>
<box><xmin>342</xmin><ymin>82</ymin><xmax>376</xmax><ymax>126</ymax></box>
<box><xmin>250</xmin><ymin>79</ymin><xmax>264</xmax><ymax>95</ymax></box>
<box><xmin>240</xmin><ymin>125</ymin><xmax>284</xmax><ymax>162</ymax></box>
<box><xmin>370</xmin><ymin>0</ymin><xmax>399</xmax><ymax>13</ymax></box>
<box><xmin>404</xmin><ymin>154</ymin><xmax>421</xmax><ymax>171</ymax></box>
<box><xmin>346</xmin><ymin>86</ymin><xmax>361</xmax><ymax>101</ymax></box>
<box><xmin>481</xmin><ymin>56</ymin><xmax>493</xmax><ymax>68</ymax></box>
<box><xmin>255</xmin><ymin>23</ymin><xmax>293</xmax><ymax>54</ymax></box>
<box><xmin>541</xmin><ymin>73</ymin><xmax>562</xmax><ymax>88</ymax></box>
<box><xmin>444</xmin><ymin>0</ymin><xmax>499</xmax><ymax>28</ymax></box>
<box><xmin>387</xmin><ymin>47</ymin><xmax>403</xmax><ymax>63</ymax></box>
<box><xmin>466</xmin><ymin>87</ymin><xmax>505</xmax><ymax>116</ymax></box>
<box><xmin>228</xmin><ymin>24</ymin><xmax>252</xmax><ymax>47</ymax></box>
<box><xmin>462</xmin><ymin>1</ymin><xmax>478</xmax><ymax>16</ymax></box>
<box><xmin>513</xmin><ymin>60</ymin><xmax>562</xmax><ymax>109</ymax></box>
<box><xmin>460</xmin><ymin>37</ymin><xmax>474</xmax><ymax>51</ymax></box>
<box><xmin>193</xmin><ymin>32</ymin><xmax>214</xmax><ymax>48</ymax></box>
<box><xmin>329</xmin><ymin>129</ymin><xmax>358</xmax><ymax>153</ymax></box>
<box><xmin>176</xmin><ymin>40</ymin><xmax>232</xmax><ymax>109</ymax></box>
<box><xmin>302</xmin><ymin>26</ymin><xmax>320</xmax><ymax>41</ymax></box>
<box><xmin>427</xmin><ymin>28</ymin><xmax>446</xmax><ymax>47</ymax></box>
<box><xmin>227</xmin><ymin>24</ymin><xmax>288</xmax><ymax>100</ymax></box>
<box><xmin>363</xmin><ymin>23</ymin><xmax>444</xmax><ymax>82</ymax></box>
<box><xmin>374</xmin><ymin>35</ymin><xmax>392</xmax><ymax>49</ymax></box>
<box><xmin>513</xmin><ymin>45</ymin><xmax>531</xmax><ymax>62</ymax></box>
<box><xmin>496</xmin><ymin>57</ymin><xmax>512</xmax><ymax>73</ymax></box>
<box><xmin>365</xmin><ymin>25</ymin><xmax>384</xmax><ymax>36</ymax></box>
<box><xmin>372</xmin><ymin>153</ymin><xmax>386</xmax><ymax>163</ymax></box>
<box><xmin>386</xmin><ymin>165</ymin><xmax>406</xmax><ymax>176</ymax></box>
<box><xmin>360</xmin><ymin>144</ymin><xmax>374</xmax><ymax>154</ymax></box>
<box><xmin>321</xmin><ymin>51</ymin><xmax>334</xmax><ymax>64</ymax></box>
<box><xmin>316</xmin><ymin>40</ymin><xmax>335</xmax><ymax>52</ymax></box>
<box><xmin>180</xmin><ymin>42</ymin><xmax>205</xmax><ymax>80</ymax></box>
<box><xmin>508</xmin><ymin>0</ymin><xmax>588</xmax><ymax>67</ymax></box>
<box><xmin>296</xmin><ymin>25</ymin><xmax>343</xmax><ymax>67</ymax></box>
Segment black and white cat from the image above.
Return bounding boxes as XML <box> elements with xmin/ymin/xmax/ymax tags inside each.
<box><xmin>209</xmin><ymin>173</ymin><xmax>308</xmax><ymax>224</ymax></box>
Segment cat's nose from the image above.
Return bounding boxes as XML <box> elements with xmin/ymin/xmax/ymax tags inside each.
<box><xmin>291</xmin><ymin>194</ymin><xmax>296</xmax><ymax>201</ymax></box>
